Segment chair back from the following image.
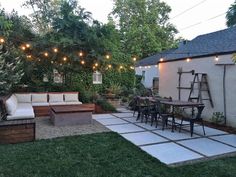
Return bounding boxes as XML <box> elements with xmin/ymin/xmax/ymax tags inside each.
<box><xmin>195</xmin><ymin>105</ymin><xmax>205</xmax><ymax>120</ymax></box>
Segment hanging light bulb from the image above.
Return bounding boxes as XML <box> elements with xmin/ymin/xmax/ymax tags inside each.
<box><xmin>106</xmin><ymin>54</ymin><xmax>110</xmax><ymax>59</ymax></box>
<box><xmin>215</xmin><ymin>55</ymin><xmax>219</xmax><ymax>61</ymax></box>
<box><xmin>53</xmin><ymin>48</ymin><xmax>58</xmax><ymax>53</ymax></box>
<box><xmin>26</xmin><ymin>43</ymin><xmax>30</xmax><ymax>48</ymax></box>
<box><xmin>0</xmin><ymin>38</ymin><xmax>5</xmax><ymax>43</ymax></box>
<box><xmin>79</xmin><ymin>51</ymin><xmax>83</xmax><ymax>57</ymax></box>
<box><xmin>44</xmin><ymin>52</ymin><xmax>49</xmax><ymax>57</ymax></box>
<box><xmin>21</xmin><ymin>46</ymin><xmax>26</xmax><ymax>51</ymax></box>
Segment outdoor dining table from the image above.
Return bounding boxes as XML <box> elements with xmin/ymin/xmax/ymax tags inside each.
<box><xmin>159</xmin><ymin>100</ymin><xmax>205</xmax><ymax>132</ymax></box>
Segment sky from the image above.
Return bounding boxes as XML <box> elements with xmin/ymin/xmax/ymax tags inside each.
<box><xmin>0</xmin><ymin>0</ymin><xmax>235</xmax><ymax>40</ymax></box>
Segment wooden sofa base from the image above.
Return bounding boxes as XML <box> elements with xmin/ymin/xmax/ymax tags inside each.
<box><xmin>0</xmin><ymin>119</ymin><xmax>35</xmax><ymax>144</ymax></box>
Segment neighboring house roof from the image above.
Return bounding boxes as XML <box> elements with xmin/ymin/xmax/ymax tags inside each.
<box><xmin>136</xmin><ymin>26</ymin><xmax>236</xmax><ymax>66</ymax></box>
<box><xmin>135</xmin><ymin>49</ymin><xmax>176</xmax><ymax>66</ymax></box>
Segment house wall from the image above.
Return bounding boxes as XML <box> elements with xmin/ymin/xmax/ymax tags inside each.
<box><xmin>159</xmin><ymin>54</ymin><xmax>236</xmax><ymax>127</ymax></box>
<box><xmin>135</xmin><ymin>65</ymin><xmax>159</xmax><ymax>88</ymax></box>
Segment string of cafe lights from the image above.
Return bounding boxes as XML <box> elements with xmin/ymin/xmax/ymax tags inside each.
<box><xmin>0</xmin><ymin>37</ymin><xmax>136</xmax><ymax>71</ymax></box>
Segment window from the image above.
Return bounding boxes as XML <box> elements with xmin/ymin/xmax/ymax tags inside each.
<box><xmin>141</xmin><ymin>71</ymin><xmax>145</xmax><ymax>82</ymax></box>
<box><xmin>93</xmin><ymin>71</ymin><xmax>102</xmax><ymax>84</ymax></box>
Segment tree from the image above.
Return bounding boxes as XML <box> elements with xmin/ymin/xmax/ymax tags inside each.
<box><xmin>226</xmin><ymin>1</ymin><xmax>236</xmax><ymax>27</ymax></box>
<box><xmin>111</xmin><ymin>0</ymin><xmax>177</xmax><ymax>58</ymax></box>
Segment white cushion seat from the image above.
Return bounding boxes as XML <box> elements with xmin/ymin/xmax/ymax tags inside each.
<box><xmin>49</xmin><ymin>93</ymin><xmax>64</xmax><ymax>103</ymax></box>
<box><xmin>7</xmin><ymin>103</ymin><xmax>35</xmax><ymax>120</ymax></box>
<box><xmin>32</xmin><ymin>102</ymin><xmax>50</xmax><ymax>106</ymax></box>
<box><xmin>32</xmin><ymin>93</ymin><xmax>48</xmax><ymax>103</ymax></box>
<box><xmin>14</xmin><ymin>93</ymin><xmax>31</xmax><ymax>103</ymax></box>
<box><xmin>64</xmin><ymin>93</ymin><xmax>79</xmax><ymax>102</ymax></box>
<box><xmin>5</xmin><ymin>95</ymin><xmax>18</xmax><ymax>116</ymax></box>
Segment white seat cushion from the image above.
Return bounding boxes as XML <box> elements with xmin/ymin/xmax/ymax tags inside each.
<box><xmin>49</xmin><ymin>93</ymin><xmax>64</xmax><ymax>103</ymax></box>
<box><xmin>64</xmin><ymin>93</ymin><xmax>79</xmax><ymax>102</ymax></box>
<box><xmin>14</xmin><ymin>93</ymin><xmax>31</xmax><ymax>103</ymax></box>
<box><xmin>32</xmin><ymin>93</ymin><xmax>48</xmax><ymax>103</ymax></box>
<box><xmin>49</xmin><ymin>102</ymin><xmax>66</xmax><ymax>106</ymax></box>
<box><xmin>32</xmin><ymin>102</ymin><xmax>50</xmax><ymax>106</ymax></box>
<box><xmin>7</xmin><ymin>103</ymin><xmax>35</xmax><ymax>120</ymax></box>
<box><xmin>64</xmin><ymin>101</ymin><xmax>82</xmax><ymax>105</ymax></box>
<box><xmin>5</xmin><ymin>95</ymin><xmax>18</xmax><ymax>115</ymax></box>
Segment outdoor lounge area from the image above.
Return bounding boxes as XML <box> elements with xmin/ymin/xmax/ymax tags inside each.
<box><xmin>1</xmin><ymin>0</ymin><xmax>236</xmax><ymax>176</ymax></box>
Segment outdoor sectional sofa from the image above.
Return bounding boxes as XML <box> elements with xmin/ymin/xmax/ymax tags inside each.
<box><xmin>4</xmin><ymin>92</ymin><xmax>82</xmax><ymax>120</ymax></box>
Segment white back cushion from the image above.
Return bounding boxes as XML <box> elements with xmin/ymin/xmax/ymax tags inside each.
<box><xmin>14</xmin><ymin>93</ymin><xmax>31</xmax><ymax>103</ymax></box>
<box><xmin>32</xmin><ymin>93</ymin><xmax>48</xmax><ymax>103</ymax></box>
<box><xmin>6</xmin><ymin>95</ymin><xmax>18</xmax><ymax>115</ymax></box>
<box><xmin>49</xmin><ymin>93</ymin><xmax>64</xmax><ymax>103</ymax></box>
<box><xmin>64</xmin><ymin>93</ymin><xmax>79</xmax><ymax>102</ymax></box>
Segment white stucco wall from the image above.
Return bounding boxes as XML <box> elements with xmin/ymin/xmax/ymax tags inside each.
<box><xmin>159</xmin><ymin>54</ymin><xmax>236</xmax><ymax>127</ymax></box>
<box><xmin>135</xmin><ymin>65</ymin><xmax>159</xmax><ymax>88</ymax></box>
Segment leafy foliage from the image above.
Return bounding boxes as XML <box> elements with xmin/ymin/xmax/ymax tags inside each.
<box><xmin>226</xmin><ymin>1</ymin><xmax>236</xmax><ymax>27</ymax></box>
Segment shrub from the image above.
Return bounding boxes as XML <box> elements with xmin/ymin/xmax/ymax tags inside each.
<box><xmin>96</xmin><ymin>99</ymin><xmax>117</xmax><ymax>112</ymax></box>
<box><xmin>211</xmin><ymin>112</ymin><xmax>225</xmax><ymax>124</ymax></box>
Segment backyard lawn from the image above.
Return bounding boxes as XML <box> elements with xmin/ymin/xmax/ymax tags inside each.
<box><xmin>0</xmin><ymin>132</ymin><xmax>236</xmax><ymax>177</ymax></box>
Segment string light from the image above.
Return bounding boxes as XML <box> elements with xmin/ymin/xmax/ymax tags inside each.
<box><xmin>148</xmin><ymin>66</ymin><xmax>151</xmax><ymax>68</ymax></box>
<box><xmin>44</xmin><ymin>52</ymin><xmax>49</xmax><ymax>57</ymax></box>
<box><xmin>26</xmin><ymin>55</ymin><xmax>32</xmax><ymax>59</ymax></box>
<box><xmin>21</xmin><ymin>46</ymin><xmax>26</xmax><ymax>51</ymax></box>
<box><xmin>120</xmin><ymin>65</ymin><xmax>123</xmax><ymax>69</ymax></box>
<box><xmin>51</xmin><ymin>61</ymin><xmax>54</xmax><ymax>64</ymax></box>
<box><xmin>160</xmin><ymin>58</ymin><xmax>164</xmax><ymax>62</ymax></box>
<box><xmin>133</xmin><ymin>57</ymin><xmax>137</xmax><ymax>61</ymax></box>
<box><xmin>108</xmin><ymin>64</ymin><xmax>112</xmax><ymax>69</ymax></box>
<box><xmin>79</xmin><ymin>52</ymin><xmax>83</xmax><ymax>57</ymax></box>
<box><xmin>105</xmin><ymin>55</ymin><xmax>110</xmax><ymax>59</ymax></box>
<box><xmin>81</xmin><ymin>60</ymin><xmax>85</xmax><ymax>65</ymax></box>
<box><xmin>130</xmin><ymin>66</ymin><xmax>134</xmax><ymax>69</ymax></box>
<box><xmin>93</xmin><ymin>66</ymin><xmax>96</xmax><ymax>70</ymax></box>
<box><xmin>155</xmin><ymin>65</ymin><xmax>158</xmax><ymax>67</ymax></box>
<box><xmin>95</xmin><ymin>63</ymin><xmax>98</xmax><ymax>67</ymax></box>
<box><xmin>215</xmin><ymin>55</ymin><xmax>219</xmax><ymax>61</ymax></box>
<box><xmin>63</xmin><ymin>57</ymin><xmax>67</xmax><ymax>61</ymax></box>
<box><xmin>186</xmin><ymin>58</ymin><xmax>191</xmax><ymax>62</ymax></box>
<box><xmin>139</xmin><ymin>66</ymin><xmax>142</xmax><ymax>69</ymax></box>
<box><xmin>0</xmin><ymin>38</ymin><xmax>5</xmax><ymax>43</ymax></box>
<box><xmin>26</xmin><ymin>44</ymin><xmax>30</xmax><ymax>48</ymax></box>
<box><xmin>53</xmin><ymin>48</ymin><xmax>58</xmax><ymax>53</ymax></box>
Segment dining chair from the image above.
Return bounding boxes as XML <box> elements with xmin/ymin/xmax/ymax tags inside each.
<box><xmin>179</xmin><ymin>105</ymin><xmax>205</xmax><ymax>137</ymax></box>
<box><xmin>156</xmin><ymin>100</ymin><xmax>174</xmax><ymax>130</ymax></box>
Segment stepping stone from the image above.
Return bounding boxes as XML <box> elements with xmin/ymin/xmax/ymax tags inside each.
<box><xmin>96</xmin><ymin>118</ymin><xmax>128</xmax><ymax>126</ymax></box>
<box><xmin>122</xmin><ymin>132</ymin><xmax>168</xmax><ymax>146</ymax></box>
<box><xmin>153</xmin><ymin>129</ymin><xmax>200</xmax><ymax>141</ymax></box>
<box><xmin>135</xmin><ymin>122</ymin><xmax>162</xmax><ymax>131</ymax></box>
<box><xmin>92</xmin><ymin>114</ymin><xmax>116</xmax><ymax>120</ymax></box>
<box><xmin>192</xmin><ymin>126</ymin><xmax>228</xmax><ymax>136</ymax></box>
<box><xmin>112</xmin><ymin>113</ymin><xmax>134</xmax><ymax>118</ymax></box>
<box><xmin>116</xmin><ymin>108</ymin><xmax>132</xmax><ymax>113</ymax></box>
<box><xmin>141</xmin><ymin>142</ymin><xmax>203</xmax><ymax>165</ymax></box>
<box><xmin>122</xmin><ymin>117</ymin><xmax>141</xmax><ymax>123</ymax></box>
<box><xmin>106</xmin><ymin>124</ymin><xmax>145</xmax><ymax>133</ymax></box>
<box><xmin>211</xmin><ymin>134</ymin><xmax>236</xmax><ymax>147</ymax></box>
<box><xmin>178</xmin><ymin>138</ymin><xmax>236</xmax><ymax>157</ymax></box>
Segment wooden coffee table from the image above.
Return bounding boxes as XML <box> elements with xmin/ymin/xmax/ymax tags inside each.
<box><xmin>50</xmin><ymin>104</ymin><xmax>95</xmax><ymax>126</ymax></box>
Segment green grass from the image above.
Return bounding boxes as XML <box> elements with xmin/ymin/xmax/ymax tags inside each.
<box><xmin>0</xmin><ymin>132</ymin><xmax>236</xmax><ymax>177</ymax></box>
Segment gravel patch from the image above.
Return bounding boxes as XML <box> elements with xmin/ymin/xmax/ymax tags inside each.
<box><xmin>36</xmin><ymin>117</ymin><xmax>110</xmax><ymax>140</ymax></box>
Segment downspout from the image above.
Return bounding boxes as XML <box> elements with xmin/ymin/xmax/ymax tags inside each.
<box><xmin>223</xmin><ymin>65</ymin><xmax>226</xmax><ymax>125</ymax></box>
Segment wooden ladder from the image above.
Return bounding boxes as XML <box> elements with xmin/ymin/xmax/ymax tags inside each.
<box><xmin>188</xmin><ymin>73</ymin><xmax>214</xmax><ymax>107</ymax></box>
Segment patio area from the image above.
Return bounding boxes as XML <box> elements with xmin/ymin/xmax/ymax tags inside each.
<box><xmin>92</xmin><ymin>108</ymin><xmax>236</xmax><ymax>166</ymax></box>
